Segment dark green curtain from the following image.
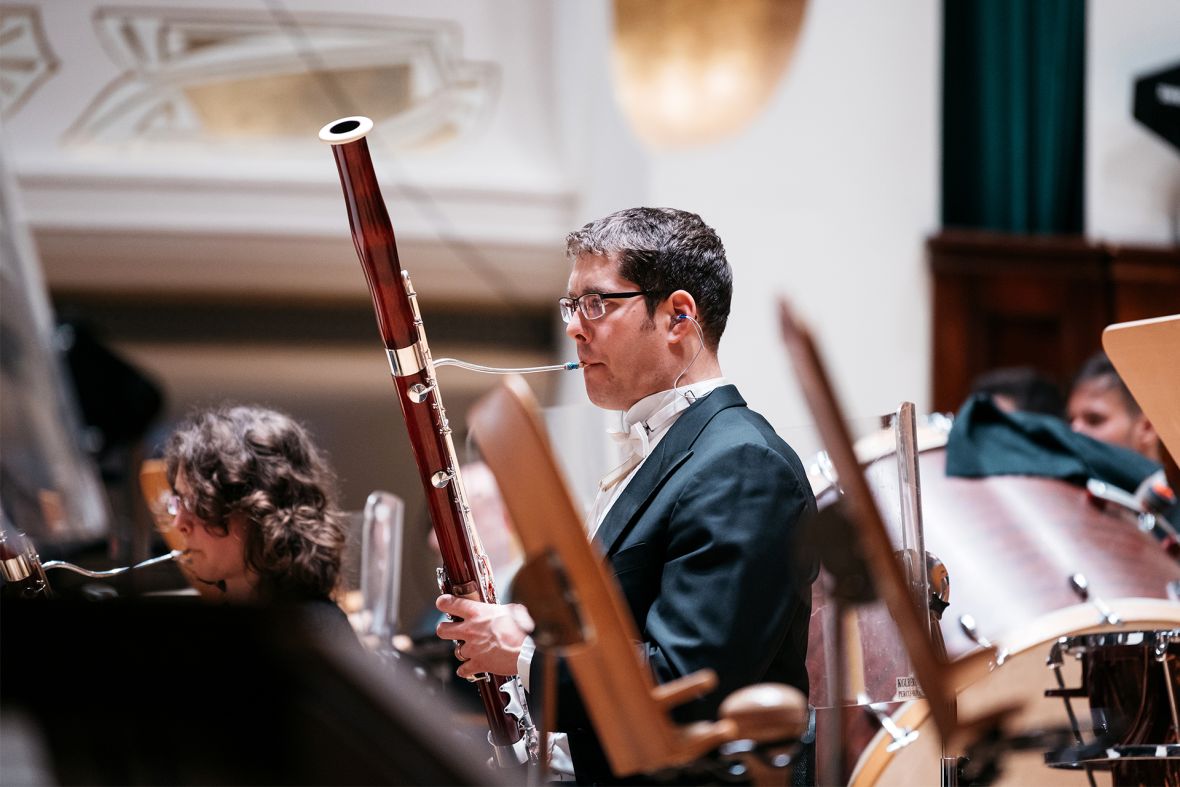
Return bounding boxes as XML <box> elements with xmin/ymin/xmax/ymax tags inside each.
<box><xmin>942</xmin><ymin>0</ymin><xmax>1085</xmax><ymax>233</ymax></box>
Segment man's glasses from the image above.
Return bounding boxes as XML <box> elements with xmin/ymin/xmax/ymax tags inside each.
<box><xmin>558</xmin><ymin>291</ymin><xmax>649</xmax><ymax>323</ymax></box>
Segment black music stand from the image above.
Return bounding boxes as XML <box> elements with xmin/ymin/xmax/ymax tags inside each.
<box><xmin>1</xmin><ymin>598</ymin><xmax>504</xmax><ymax>786</ymax></box>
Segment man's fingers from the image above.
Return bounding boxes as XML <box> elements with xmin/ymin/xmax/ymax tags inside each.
<box><xmin>456</xmin><ymin>660</ymin><xmax>488</xmax><ymax>681</ymax></box>
<box><xmin>435</xmin><ymin>616</ymin><xmax>468</xmax><ymax>640</ymax></box>
<box><xmin>436</xmin><ymin>593</ymin><xmax>483</xmax><ymax>618</ymax></box>
<box><xmin>434</xmin><ymin>595</ymin><xmax>528</xmax><ymax>677</ymax></box>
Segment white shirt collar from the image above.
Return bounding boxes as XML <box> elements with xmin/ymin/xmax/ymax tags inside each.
<box><xmin>608</xmin><ymin>377</ymin><xmax>729</xmax><ymax>458</ymax></box>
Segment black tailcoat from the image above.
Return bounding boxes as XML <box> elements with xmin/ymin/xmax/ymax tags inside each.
<box><xmin>537</xmin><ymin>384</ymin><xmax>816</xmax><ymax>784</ymax></box>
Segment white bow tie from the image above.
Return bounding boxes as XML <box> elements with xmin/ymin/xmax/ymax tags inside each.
<box><xmin>608</xmin><ymin>420</ymin><xmax>652</xmax><ymax>460</ymax></box>
<box><xmin>599</xmin><ymin>392</ymin><xmax>695</xmax><ymax>491</ymax></box>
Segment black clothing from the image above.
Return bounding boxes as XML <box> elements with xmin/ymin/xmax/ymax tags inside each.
<box><xmin>538</xmin><ymin>385</ymin><xmax>816</xmax><ymax>785</ymax></box>
<box><xmin>946</xmin><ymin>394</ymin><xmax>1160</xmax><ymax>492</ymax></box>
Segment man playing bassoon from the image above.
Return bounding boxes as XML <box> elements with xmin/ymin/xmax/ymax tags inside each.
<box><xmin>437</xmin><ymin>207</ymin><xmax>816</xmax><ymax>784</ymax></box>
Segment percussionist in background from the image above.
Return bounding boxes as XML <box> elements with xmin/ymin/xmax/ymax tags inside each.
<box><xmin>436</xmin><ymin>207</ymin><xmax>817</xmax><ymax>784</ymax></box>
<box><xmin>163</xmin><ymin>405</ymin><xmax>353</xmax><ymax>634</ymax></box>
<box><xmin>1067</xmin><ymin>351</ymin><xmax>1161</xmax><ymax>464</ymax></box>
<box><xmin>968</xmin><ymin>366</ymin><xmax>1065</xmax><ymax>418</ymax></box>
<box><xmin>1067</xmin><ymin>350</ymin><xmax>1179</xmax><ymax>523</ymax></box>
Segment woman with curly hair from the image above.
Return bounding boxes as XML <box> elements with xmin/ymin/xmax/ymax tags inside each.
<box><xmin>163</xmin><ymin>405</ymin><xmax>347</xmax><ymax>605</ymax></box>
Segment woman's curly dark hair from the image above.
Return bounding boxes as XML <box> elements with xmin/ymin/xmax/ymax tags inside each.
<box><xmin>164</xmin><ymin>405</ymin><xmax>346</xmax><ymax>601</ymax></box>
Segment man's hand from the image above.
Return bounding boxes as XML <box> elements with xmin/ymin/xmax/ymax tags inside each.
<box><xmin>435</xmin><ymin>594</ymin><xmax>535</xmax><ymax>680</ymax></box>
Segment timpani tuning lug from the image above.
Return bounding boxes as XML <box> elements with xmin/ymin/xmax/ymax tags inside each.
<box><xmin>856</xmin><ymin>692</ymin><xmax>920</xmax><ymax>752</ymax></box>
<box><xmin>1068</xmin><ymin>573</ymin><xmax>1122</xmax><ymax>625</ymax></box>
<box><xmin>959</xmin><ymin>614</ymin><xmax>1009</xmax><ymax>666</ymax></box>
<box><xmin>926</xmin><ymin>551</ymin><xmax>950</xmax><ymax>619</ymax></box>
<box><xmin>958</xmin><ymin>614</ymin><xmax>992</xmax><ymax>649</ymax></box>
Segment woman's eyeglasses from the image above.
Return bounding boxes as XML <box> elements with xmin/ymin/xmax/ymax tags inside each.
<box><xmin>165</xmin><ymin>494</ymin><xmax>190</xmax><ymax>518</ymax></box>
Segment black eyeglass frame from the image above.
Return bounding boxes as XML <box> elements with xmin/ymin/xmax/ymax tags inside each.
<box><xmin>558</xmin><ymin>291</ymin><xmax>651</xmax><ymax>323</ymax></box>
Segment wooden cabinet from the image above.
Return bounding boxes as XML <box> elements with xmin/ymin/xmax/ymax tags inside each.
<box><xmin>929</xmin><ymin>231</ymin><xmax>1180</xmax><ymax>413</ymax></box>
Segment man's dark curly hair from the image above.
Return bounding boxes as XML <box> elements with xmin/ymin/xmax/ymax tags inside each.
<box><xmin>566</xmin><ymin>207</ymin><xmax>732</xmax><ymax>351</ymax></box>
<box><xmin>164</xmin><ymin>405</ymin><xmax>346</xmax><ymax>601</ymax></box>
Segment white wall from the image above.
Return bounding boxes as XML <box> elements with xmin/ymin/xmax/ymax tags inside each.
<box><xmin>652</xmin><ymin>0</ymin><xmax>940</xmax><ymax>451</ymax></box>
<box><xmin>550</xmin><ymin>0</ymin><xmax>941</xmax><ymax>465</ymax></box>
<box><xmin>1086</xmin><ymin>0</ymin><xmax>1180</xmax><ymax>244</ymax></box>
<box><xmin>548</xmin><ymin>2</ymin><xmax>651</xmax><ymax>507</ymax></box>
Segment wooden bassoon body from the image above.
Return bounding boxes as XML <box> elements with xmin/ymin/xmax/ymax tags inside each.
<box><xmin>319</xmin><ymin>115</ymin><xmax>531</xmax><ymax>767</ymax></box>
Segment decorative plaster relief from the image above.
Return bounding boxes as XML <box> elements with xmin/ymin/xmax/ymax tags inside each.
<box><xmin>0</xmin><ymin>6</ymin><xmax>60</xmax><ymax>119</ymax></box>
<box><xmin>65</xmin><ymin>6</ymin><xmax>498</xmax><ymax>151</ymax></box>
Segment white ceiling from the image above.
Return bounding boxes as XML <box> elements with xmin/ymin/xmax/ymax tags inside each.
<box><xmin>2</xmin><ymin>0</ymin><xmax>578</xmax><ymax>305</ymax></box>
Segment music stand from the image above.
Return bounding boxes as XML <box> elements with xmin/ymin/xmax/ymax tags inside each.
<box><xmin>468</xmin><ymin>375</ymin><xmax>807</xmax><ymax>781</ymax></box>
<box><xmin>1103</xmin><ymin>314</ymin><xmax>1180</xmax><ymax>466</ymax></box>
<box><xmin>776</xmin><ymin>299</ymin><xmax>1003</xmax><ymax>769</ymax></box>
<box><xmin>0</xmin><ymin>598</ymin><xmax>502</xmax><ymax>786</ymax></box>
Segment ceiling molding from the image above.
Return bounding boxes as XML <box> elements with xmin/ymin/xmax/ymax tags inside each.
<box><xmin>17</xmin><ymin>167</ymin><xmax>574</xmax><ymax>243</ymax></box>
<box><xmin>0</xmin><ymin>5</ymin><xmax>60</xmax><ymax>118</ymax></box>
<box><xmin>65</xmin><ymin>6</ymin><xmax>498</xmax><ymax>151</ymax></box>
<box><xmin>6</xmin><ymin>2</ymin><xmax>577</xmax><ymax>308</ymax></box>
<box><xmin>35</xmin><ymin>225</ymin><xmax>570</xmax><ymax>307</ymax></box>
<box><xmin>22</xmin><ymin>165</ymin><xmax>575</xmax><ymax>306</ymax></box>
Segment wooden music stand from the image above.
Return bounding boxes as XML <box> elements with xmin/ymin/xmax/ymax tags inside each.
<box><xmin>776</xmin><ymin>299</ymin><xmax>1000</xmax><ymax>752</ymax></box>
<box><xmin>1103</xmin><ymin>314</ymin><xmax>1180</xmax><ymax>475</ymax></box>
<box><xmin>468</xmin><ymin>375</ymin><xmax>806</xmax><ymax>779</ymax></box>
<box><xmin>138</xmin><ymin>460</ymin><xmax>172</xmax><ymax>533</ymax></box>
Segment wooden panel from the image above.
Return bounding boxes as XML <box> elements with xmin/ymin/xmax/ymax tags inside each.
<box><xmin>929</xmin><ymin>232</ymin><xmax>1180</xmax><ymax>414</ymax></box>
<box><xmin>928</xmin><ymin>230</ymin><xmax>1108</xmax><ymax>413</ymax></box>
<box><xmin>1107</xmin><ymin>244</ymin><xmax>1180</xmax><ymax>323</ymax></box>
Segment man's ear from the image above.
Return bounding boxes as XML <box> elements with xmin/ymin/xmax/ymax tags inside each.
<box><xmin>1133</xmin><ymin>416</ymin><xmax>1162</xmax><ymax>464</ymax></box>
<box><xmin>666</xmin><ymin>290</ymin><xmax>697</xmax><ymax>338</ymax></box>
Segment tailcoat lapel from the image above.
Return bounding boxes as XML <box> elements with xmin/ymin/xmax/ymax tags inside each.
<box><xmin>593</xmin><ymin>385</ymin><xmax>746</xmax><ymax>557</ymax></box>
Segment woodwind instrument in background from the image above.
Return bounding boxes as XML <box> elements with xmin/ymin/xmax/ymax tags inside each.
<box><xmin>319</xmin><ymin>116</ymin><xmax>533</xmax><ymax>768</ymax></box>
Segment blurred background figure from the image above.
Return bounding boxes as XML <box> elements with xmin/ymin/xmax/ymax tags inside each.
<box><xmin>455</xmin><ymin>460</ymin><xmax>522</xmax><ymax>590</ymax></box>
<box><xmin>1067</xmin><ymin>351</ymin><xmax>1161</xmax><ymax>463</ymax></box>
<box><xmin>393</xmin><ymin>460</ymin><xmax>524</xmax><ymax>733</ymax></box>
<box><xmin>968</xmin><ymin>366</ymin><xmax>1065</xmax><ymax>418</ymax></box>
<box><xmin>410</xmin><ymin>459</ymin><xmax>522</xmax><ymax>650</ymax></box>
<box><xmin>163</xmin><ymin>405</ymin><xmax>352</xmax><ymax>631</ymax></box>
<box><xmin>59</xmin><ymin>320</ymin><xmax>166</xmax><ymax>564</ymax></box>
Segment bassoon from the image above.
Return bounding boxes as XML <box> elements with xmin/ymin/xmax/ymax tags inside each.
<box><xmin>319</xmin><ymin>116</ymin><xmax>532</xmax><ymax>767</ymax></box>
